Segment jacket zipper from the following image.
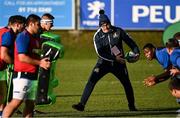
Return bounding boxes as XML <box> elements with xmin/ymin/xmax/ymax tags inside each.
<box><xmin>108</xmin><ymin>34</ymin><xmax>113</xmax><ymax>55</ymax></box>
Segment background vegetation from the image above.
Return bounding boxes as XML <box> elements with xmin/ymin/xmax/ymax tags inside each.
<box><xmin>52</xmin><ymin>30</ymin><xmax>164</xmax><ymax>59</ymax></box>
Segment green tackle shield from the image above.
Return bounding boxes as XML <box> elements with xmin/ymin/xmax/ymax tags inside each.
<box><xmin>40</xmin><ymin>32</ymin><xmax>61</xmax><ymax>43</ymax></box>
<box><xmin>41</xmin><ymin>41</ymin><xmax>64</xmax><ymax>60</ymax></box>
<box><xmin>36</xmin><ymin>40</ymin><xmax>64</xmax><ymax>105</ymax></box>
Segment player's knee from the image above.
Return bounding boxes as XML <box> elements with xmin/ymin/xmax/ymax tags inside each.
<box><xmin>9</xmin><ymin>99</ymin><xmax>23</xmax><ymax>108</ymax></box>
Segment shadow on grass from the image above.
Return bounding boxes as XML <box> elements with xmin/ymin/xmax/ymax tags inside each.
<box><xmin>53</xmin><ymin>94</ymin><xmax>179</xmax><ymax>117</ymax></box>
<box><xmin>33</xmin><ymin>107</ymin><xmax>180</xmax><ymax>117</ymax></box>
<box><xmin>56</xmin><ymin>93</ymin><xmax>123</xmax><ymax>97</ymax></box>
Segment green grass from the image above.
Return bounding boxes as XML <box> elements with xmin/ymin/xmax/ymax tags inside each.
<box><xmin>13</xmin><ymin>31</ymin><xmax>180</xmax><ymax>117</ymax></box>
<box><xmin>14</xmin><ymin>58</ymin><xmax>180</xmax><ymax>117</ymax></box>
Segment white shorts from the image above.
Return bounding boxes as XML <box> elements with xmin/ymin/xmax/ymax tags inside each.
<box><xmin>13</xmin><ymin>77</ymin><xmax>37</xmax><ymax>100</ymax></box>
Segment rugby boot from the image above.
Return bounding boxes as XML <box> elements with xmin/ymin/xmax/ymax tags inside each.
<box><xmin>72</xmin><ymin>102</ymin><xmax>85</xmax><ymax>111</ymax></box>
<box><xmin>128</xmin><ymin>105</ymin><xmax>138</xmax><ymax>111</ymax></box>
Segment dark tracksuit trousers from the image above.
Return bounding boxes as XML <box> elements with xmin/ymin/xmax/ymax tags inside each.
<box><xmin>80</xmin><ymin>58</ymin><xmax>135</xmax><ymax>108</ymax></box>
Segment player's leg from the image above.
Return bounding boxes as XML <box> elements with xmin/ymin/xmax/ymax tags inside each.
<box><xmin>2</xmin><ymin>99</ymin><xmax>22</xmax><ymax>117</ymax></box>
<box><xmin>0</xmin><ymin>80</ymin><xmax>7</xmax><ymax>116</ymax></box>
<box><xmin>23</xmin><ymin>100</ymin><xmax>35</xmax><ymax>117</ymax></box>
<box><xmin>112</xmin><ymin>63</ymin><xmax>137</xmax><ymax>111</ymax></box>
<box><xmin>3</xmin><ymin>77</ymin><xmax>30</xmax><ymax>117</ymax></box>
<box><xmin>0</xmin><ymin>71</ymin><xmax>7</xmax><ymax>116</ymax></box>
<box><xmin>6</xmin><ymin>66</ymin><xmax>23</xmax><ymax>115</ymax></box>
<box><xmin>72</xmin><ymin>61</ymin><xmax>109</xmax><ymax>111</ymax></box>
<box><xmin>24</xmin><ymin>79</ymin><xmax>37</xmax><ymax>116</ymax></box>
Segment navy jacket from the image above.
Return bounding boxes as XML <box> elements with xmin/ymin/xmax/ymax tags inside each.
<box><xmin>93</xmin><ymin>26</ymin><xmax>140</xmax><ymax>62</ymax></box>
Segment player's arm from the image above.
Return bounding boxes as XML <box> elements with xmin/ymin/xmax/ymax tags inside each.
<box><xmin>1</xmin><ymin>46</ymin><xmax>13</xmax><ymax>64</ymax></box>
<box><xmin>18</xmin><ymin>54</ymin><xmax>50</xmax><ymax>70</ymax></box>
<box><xmin>144</xmin><ymin>69</ymin><xmax>171</xmax><ymax>87</ymax></box>
<box><xmin>1</xmin><ymin>32</ymin><xmax>13</xmax><ymax>64</ymax></box>
<box><xmin>170</xmin><ymin>68</ymin><xmax>180</xmax><ymax>76</ymax></box>
<box><xmin>170</xmin><ymin>55</ymin><xmax>180</xmax><ymax>76</ymax></box>
<box><xmin>154</xmin><ymin>70</ymin><xmax>171</xmax><ymax>83</ymax></box>
<box><xmin>16</xmin><ymin>33</ymin><xmax>50</xmax><ymax>70</ymax></box>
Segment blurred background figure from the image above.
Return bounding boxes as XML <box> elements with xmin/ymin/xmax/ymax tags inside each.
<box><xmin>0</xmin><ymin>15</ymin><xmax>13</xmax><ymax>118</ymax></box>
<box><xmin>40</xmin><ymin>13</ymin><xmax>54</xmax><ymax>32</ymax></box>
<box><xmin>173</xmin><ymin>32</ymin><xmax>180</xmax><ymax>46</ymax></box>
<box><xmin>0</xmin><ymin>15</ymin><xmax>26</xmax><ymax>117</ymax></box>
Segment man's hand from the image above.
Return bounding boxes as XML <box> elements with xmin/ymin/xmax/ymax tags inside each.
<box><xmin>115</xmin><ymin>54</ymin><xmax>125</xmax><ymax>64</ymax></box>
<box><xmin>143</xmin><ymin>75</ymin><xmax>156</xmax><ymax>87</ymax></box>
<box><xmin>134</xmin><ymin>53</ymin><xmax>140</xmax><ymax>60</ymax></box>
<box><xmin>39</xmin><ymin>57</ymin><xmax>51</xmax><ymax>70</ymax></box>
<box><xmin>170</xmin><ymin>68</ymin><xmax>180</xmax><ymax>76</ymax></box>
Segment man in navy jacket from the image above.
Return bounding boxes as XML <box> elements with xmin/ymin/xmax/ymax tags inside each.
<box><xmin>72</xmin><ymin>10</ymin><xmax>140</xmax><ymax>111</ymax></box>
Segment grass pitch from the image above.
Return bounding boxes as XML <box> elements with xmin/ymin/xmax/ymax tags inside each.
<box><xmin>16</xmin><ymin>59</ymin><xmax>179</xmax><ymax>117</ymax></box>
<box><xmin>13</xmin><ymin>30</ymin><xmax>179</xmax><ymax>117</ymax></box>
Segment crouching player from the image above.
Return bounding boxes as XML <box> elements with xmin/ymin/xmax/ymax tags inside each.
<box><xmin>169</xmin><ymin>78</ymin><xmax>180</xmax><ymax>98</ymax></box>
<box><xmin>143</xmin><ymin>36</ymin><xmax>179</xmax><ymax>87</ymax></box>
<box><xmin>2</xmin><ymin>14</ymin><xmax>50</xmax><ymax>117</ymax></box>
<box><xmin>143</xmin><ymin>38</ymin><xmax>180</xmax><ymax>98</ymax></box>
<box><xmin>169</xmin><ymin>44</ymin><xmax>180</xmax><ymax>98</ymax></box>
<box><xmin>143</xmin><ymin>43</ymin><xmax>171</xmax><ymax>86</ymax></box>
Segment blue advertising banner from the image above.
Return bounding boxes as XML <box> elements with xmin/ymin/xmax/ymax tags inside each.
<box><xmin>79</xmin><ymin>0</ymin><xmax>112</xmax><ymax>29</ymax></box>
<box><xmin>115</xmin><ymin>0</ymin><xmax>180</xmax><ymax>30</ymax></box>
<box><xmin>0</xmin><ymin>0</ymin><xmax>75</xmax><ymax>29</ymax></box>
<box><xmin>79</xmin><ymin>0</ymin><xmax>180</xmax><ymax>30</ymax></box>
